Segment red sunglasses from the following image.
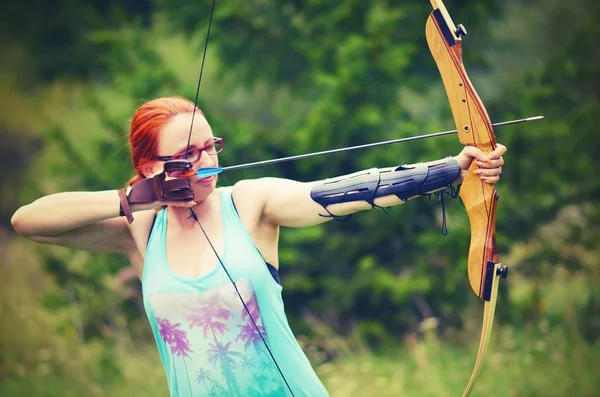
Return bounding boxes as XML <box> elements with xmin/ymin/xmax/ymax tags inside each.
<box><xmin>155</xmin><ymin>138</ymin><xmax>224</xmax><ymax>162</ymax></box>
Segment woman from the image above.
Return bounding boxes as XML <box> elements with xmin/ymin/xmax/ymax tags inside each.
<box><xmin>11</xmin><ymin>96</ymin><xmax>506</xmax><ymax>397</ymax></box>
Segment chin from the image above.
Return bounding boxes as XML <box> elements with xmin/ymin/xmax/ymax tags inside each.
<box><xmin>192</xmin><ymin>176</ymin><xmax>217</xmax><ymax>197</ymax></box>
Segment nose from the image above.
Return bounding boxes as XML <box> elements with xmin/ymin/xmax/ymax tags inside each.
<box><xmin>197</xmin><ymin>150</ymin><xmax>217</xmax><ymax>168</ymax></box>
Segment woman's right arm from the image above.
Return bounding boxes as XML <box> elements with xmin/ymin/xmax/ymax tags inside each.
<box><xmin>11</xmin><ymin>190</ymin><xmax>141</xmax><ymax>255</ymax></box>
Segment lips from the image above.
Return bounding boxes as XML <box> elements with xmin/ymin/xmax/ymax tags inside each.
<box><xmin>196</xmin><ymin>175</ymin><xmax>214</xmax><ymax>184</ymax></box>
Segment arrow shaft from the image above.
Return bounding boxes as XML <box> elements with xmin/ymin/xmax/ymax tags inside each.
<box><xmin>222</xmin><ymin>116</ymin><xmax>543</xmax><ymax>172</ymax></box>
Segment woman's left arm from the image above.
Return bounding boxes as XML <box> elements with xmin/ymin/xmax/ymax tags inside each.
<box><xmin>245</xmin><ymin>144</ymin><xmax>506</xmax><ymax>228</ymax></box>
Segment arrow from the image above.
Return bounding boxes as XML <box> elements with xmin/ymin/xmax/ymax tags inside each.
<box><xmin>194</xmin><ymin>116</ymin><xmax>543</xmax><ymax>179</ymax></box>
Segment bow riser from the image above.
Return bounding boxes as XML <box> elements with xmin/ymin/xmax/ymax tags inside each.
<box><xmin>425</xmin><ymin>5</ymin><xmax>500</xmax><ymax>300</ymax></box>
<box><xmin>460</xmin><ymin>173</ymin><xmax>500</xmax><ymax>298</ymax></box>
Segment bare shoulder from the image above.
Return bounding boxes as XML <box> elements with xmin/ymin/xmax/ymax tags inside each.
<box><xmin>229</xmin><ymin>179</ymin><xmax>283</xmax><ymax>266</ymax></box>
<box><xmin>231</xmin><ymin>177</ymin><xmax>326</xmax><ymax>228</ymax></box>
<box><xmin>230</xmin><ymin>178</ymin><xmax>277</xmax><ymax>215</ymax></box>
<box><xmin>231</xmin><ymin>177</ymin><xmax>300</xmax><ymax>203</ymax></box>
<box><xmin>229</xmin><ymin>179</ymin><xmax>275</xmax><ymax>228</ymax></box>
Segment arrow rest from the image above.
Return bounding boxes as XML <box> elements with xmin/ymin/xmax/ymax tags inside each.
<box><xmin>497</xmin><ymin>266</ymin><xmax>508</xmax><ymax>279</ymax></box>
<box><xmin>455</xmin><ymin>24</ymin><xmax>467</xmax><ymax>37</ymax></box>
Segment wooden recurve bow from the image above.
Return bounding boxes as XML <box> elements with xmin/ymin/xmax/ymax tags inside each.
<box><xmin>425</xmin><ymin>1</ymin><xmax>509</xmax><ymax>396</ymax></box>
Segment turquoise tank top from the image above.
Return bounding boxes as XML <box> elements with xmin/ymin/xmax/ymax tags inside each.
<box><xmin>141</xmin><ymin>187</ymin><xmax>330</xmax><ymax>397</ymax></box>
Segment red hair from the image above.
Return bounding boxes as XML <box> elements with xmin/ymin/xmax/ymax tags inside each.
<box><xmin>127</xmin><ymin>97</ymin><xmax>204</xmax><ymax>186</ymax></box>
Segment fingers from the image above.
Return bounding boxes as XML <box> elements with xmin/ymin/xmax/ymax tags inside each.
<box><xmin>461</xmin><ymin>146</ymin><xmax>492</xmax><ymax>163</ymax></box>
<box><xmin>478</xmin><ymin>175</ymin><xmax>500</xmax><ymax>185</ymax></box>
<box><xmin>488</xmin><ymin>143</ymin><xmax>507</xmax><ymax>159</ymax></box>
<box><xmin>464</xmin><ymin>144</ymin><xmax>503</xmax><ymax>160</ymax></box>
<box><xmin>466</xmin><ymin>143</ymin><xmax>505</xmax><ymax>169</ymax></box>
<box><xmin>459</xmin><ymin>143</ymin><xmax>507</xmax><ymax>185</ymax></box>
<box><xmin>476</xmin><ymin>156</ymin><xmax>504</xmax><ymax>169</ymax></box>
<box><xmin>474</xmin><ymin>165</ymin><xmax>502</xmax><ymax>185</ymax></box>
<box><xmin>167</xmin><ymin>200</ymin><xmax>198</xmax><ymax>208</ymax></box>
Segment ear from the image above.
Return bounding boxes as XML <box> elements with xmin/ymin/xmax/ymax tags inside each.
<box><xmin>141</xmin><ymin>161</ymin><xmax>161</xmax><ymax>178</ymax></box>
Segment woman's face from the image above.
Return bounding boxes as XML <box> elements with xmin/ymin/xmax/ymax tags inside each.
<box><xmin>154</xmin><ymin>112</ymin><xmax>219</xmax><ymax>194</ymax></box>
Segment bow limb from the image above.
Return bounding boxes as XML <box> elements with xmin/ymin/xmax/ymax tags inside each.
<box><xmin>461</xmin><ymin>262</ymin><xmax>502</xmax><ymax>397</ymax></box>
<box><xmin>425</xmin><ymin>1</ymin><xmax>508</xmax><ymax>395</ymax></box>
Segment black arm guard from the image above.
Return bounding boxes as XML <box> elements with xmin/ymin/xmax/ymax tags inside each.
<box><xmin>310</xmin><ymin>157</ymin><xmax>460</xmax><ymax>209</ymax></box>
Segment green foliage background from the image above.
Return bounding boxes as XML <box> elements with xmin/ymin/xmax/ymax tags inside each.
<box><xmin>1</xmin><ymin>0</ymin><xmax>599</xmax><ymax>396</ymax></box>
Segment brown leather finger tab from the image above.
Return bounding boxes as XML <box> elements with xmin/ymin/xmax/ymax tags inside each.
<box><xmin>161</xmin><ymin>178</ymin><xmax>194</xmax><ymax>201</ymax></box>
<box><xmin>163</xmin><ymin>189</ymin><xmax>195</xmax><ymax>202</ymax></box>
<box><xmin>127</xmin><ymin>178</ymin><xmax>158</xmax><ymax>204</ymax></box>
<box><xmin>162</xmin><ymin>178</ymin><xmax>191</xmax><ymax>191</ymax></box>
<box><xmin>153</xmin><ymin>173</ymin><xmax>167</xmax><ymax>201</ymax></box>
<box><xmin>126</xmin><ymin>171</ymin><xmax>193</xmax><ymax>206</ymax></box>
<box><xmin>118</xmin><ymin>188</ymin><xmax>134</xmax><ymax>224</ymax></box>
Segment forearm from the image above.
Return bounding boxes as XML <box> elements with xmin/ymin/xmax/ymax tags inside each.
<box><xmin>311</xmin><ymin>156</ymin><xmax>461</xmax><ymax>217</ymax></box>
<box><xmin>11</xmin><ymin>190</ymin><xmax>128</xmax><ymax>237</ymax></box>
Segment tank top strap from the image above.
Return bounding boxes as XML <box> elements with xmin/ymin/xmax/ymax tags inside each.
<box><xmin>142</xmin><ymin>208</ymin><xmax>168</xmax><ymax>283</ymax></box>
<box><xmin>218</xmin><ymin>186</ymin><xmax>237</xmax><ymax>220</ymax></box>
<box><xmin>219</xmin><ymin>185</ymin><xmax>254</xmax><ymax>241</ymax></box>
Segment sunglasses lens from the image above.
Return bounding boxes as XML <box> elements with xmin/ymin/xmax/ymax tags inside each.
<box><xmin>188</xmin><ymin>150</ymin><xmax>201</xmax><ymax>162</ymax></box>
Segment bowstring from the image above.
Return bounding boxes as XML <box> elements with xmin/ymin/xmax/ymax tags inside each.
<box><xmin>185</xmin><ymin>0</ymin><xmax>217</xmax><ymax>159</ymax></box>
<box><xmin>184</xmin><ymin>1</ymin><xmax>294</xmax><ymax>395</ymax></box>
<box><xmin>188</xmin><ymin>210</ymin><xmax>295</xmax><ymax>396</ymax></box>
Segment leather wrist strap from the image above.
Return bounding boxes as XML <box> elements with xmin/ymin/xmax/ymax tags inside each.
<box><xmin>118</xmin><ymin>188</ymin><xmax>134</xmax><ymax>224</ymax></box>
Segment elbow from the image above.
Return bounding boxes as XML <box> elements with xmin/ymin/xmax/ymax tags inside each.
<box><xmin>11</xmin><ymin>206</ymin><xmax>34</xmax><ymax>238</ymax></box>
<box><xmin>11</xmin><ymin>206</ymin><xmax>61</xmax><ymax>246</ymax></box>
<box><xmin>11</xmin><ymin>207</ymin><xmax>26</xmax><ymax>235</ymax></box>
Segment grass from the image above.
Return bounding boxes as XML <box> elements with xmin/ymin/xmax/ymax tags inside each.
<box><xmin>1</xmin><ymin>310</ymin><xmax>598</xmax><ymax>397</ymax></box>
<box><xmin>1</xmin><ymin>240</ymin><xmax>599</xmax><ymax>397</ymax></box>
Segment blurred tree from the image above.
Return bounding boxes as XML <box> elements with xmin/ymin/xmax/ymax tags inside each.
<box><xmin>0</xmin><ymin>127</ymin><xmax>42</xmax><ymax>227</ymax></box>
<box><xmin>485</xmin><ymin>0</ymin><xmax>600</xmax><ymax>340</ymax></box>
<box><xmin>5</xmin><ymin>0</ymin><xmax>599</xmax><ymax>347</ymax></box>
<box><xmin>1</xmin><ymin>0</ymin><xmax>152</xmax><ymax>84</ymax></box>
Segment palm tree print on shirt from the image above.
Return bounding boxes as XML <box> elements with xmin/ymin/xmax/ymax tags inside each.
<box><xmin>207</xmin><ymin>339</ymin><xmax>244</xmax><ymax>394</ymax></box>
<box><xmin>151</xmin><ymin>279</ymin><xmax>288</xmax><ymax>396</ymax></box>
<box><xmin>187</xmin><ymin>292</ymin><xmax>232</xmax><ymax>343</ymax></box>
<box><xmin>195</xmin><ymin>367</ymin><xmax>226</xmax><ymax>397</ymax></box>
<box><xmin>236</xmin><ymin>293</ymin><xmax>267</xmax><ymax>354</ymax></box>
<box><xmin>156</xmin><ymin>317</ymin><xmax>193</xmax><ymax>392</ymax></box>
